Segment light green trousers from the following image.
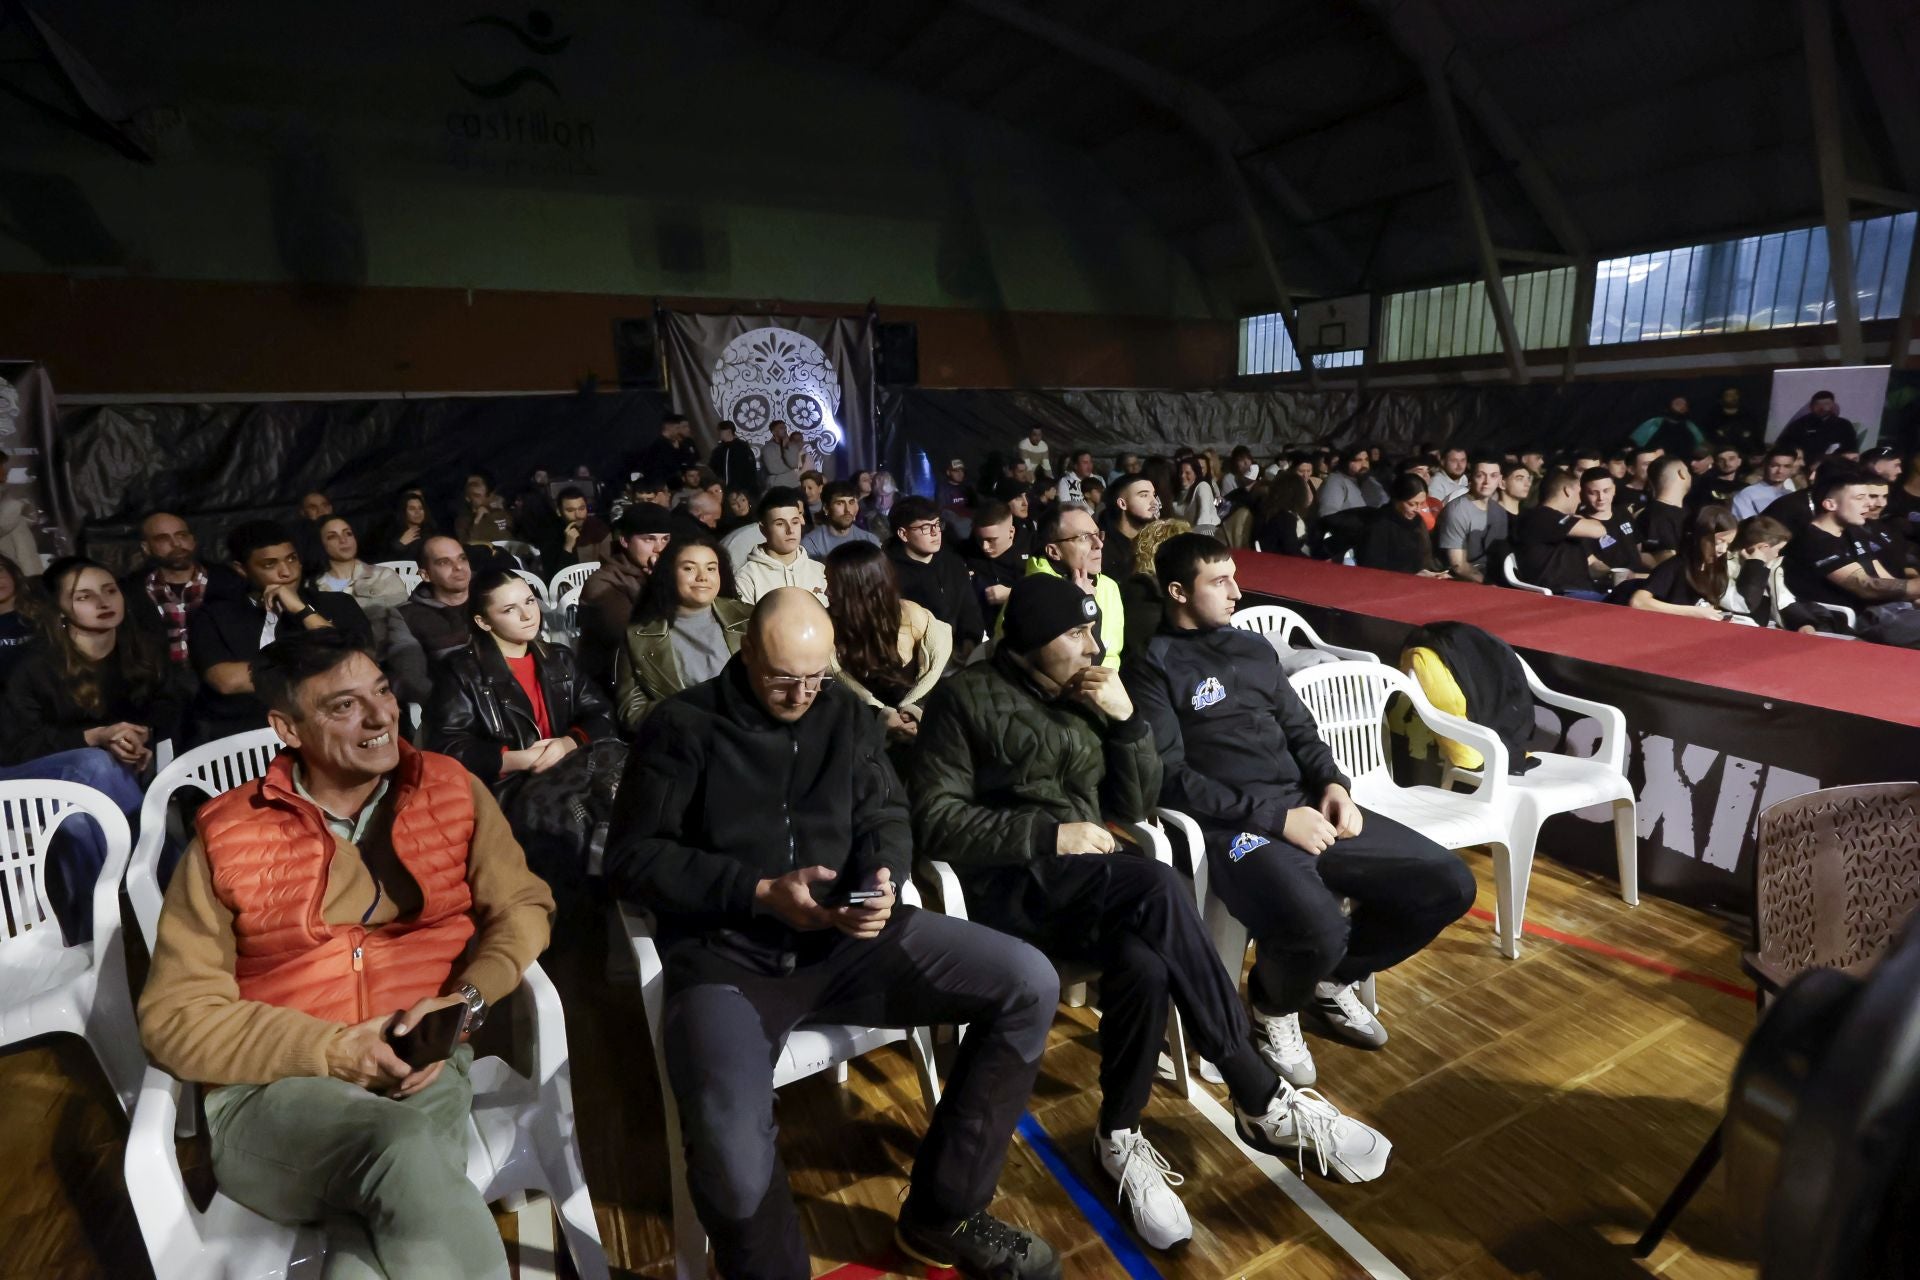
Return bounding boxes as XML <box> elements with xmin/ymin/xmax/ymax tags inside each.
<box><xmin>204</xmin><ymin>1046</ymin><xmax>509</xmax><ymax>1279</ymax></box>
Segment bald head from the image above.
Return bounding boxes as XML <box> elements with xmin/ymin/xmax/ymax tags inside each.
<box><xmin>743</xmin><ymin>588</ymin><xmax>835</xmax><ymax>722</ymax></box>
<box><xmin>141</xmin><ymin>511</ymin><xmax>198</xmax><ymax>572</ymax></box>
<box><xmin>687</xmin><ymin>490</ymin><xmax>721</xmax><ymax>528</ymax></box>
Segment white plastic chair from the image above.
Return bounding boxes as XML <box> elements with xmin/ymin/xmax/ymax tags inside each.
<box><xmin>1432</xmin><ymin>654</ymin><xmax>1639</xmax><ymax>954</ymax></box>
<box><xmin>1230</xmin><ymin>604</ymin><xmax>1379</xmax><ymax>663</ymax></box>
<box><xmin>375</xmin><ymin>560</ymin><xmax>422</xmax><ymax>592</ymax></box>
<box><xmin>127</xmin><ymin>729</ymin><xmax>285</xmax><ymax>949</ymax></box>
<box><xmin>125</xmin><ymin>960</ymin><xmax>608</xmax><ymax>1280</ymax></box>
<box><xmin>548</xmin><ymin>561</ymin><xmax>598</xmax><ymax>606</ymax></box>
<box><xmin>1504</xmin><ymin>552</ymin><xmax>1553</xmax><ymax>596</ymax></box>
<box><xmin>511</xmin><ymin>568</ymin><xmax>552</xmax><ymax>608</ymax></box>
<box><xmin>0</xmin><ymin>780</ymin><xmax>142</xmax><ymax>1114</ymax></box>
<box><xmin>623</xmin><ymin>887</ymin><xmax>942</xmax><ymax>1280</ymax></box>
<box><xmin>922</xmin><ymin>816</ymin><xmax>1194</xmax><ymax>1101</ymax></box>
<box><xmin>554</xmin><ymin>583</ymin><xmax>585</xmax><ymax>640</ymax></box>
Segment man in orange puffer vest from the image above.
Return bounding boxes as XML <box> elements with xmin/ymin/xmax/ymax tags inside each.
<box><xmin>140</xmin><ymin>630</ymin><xmax>554</xmax><ymax>1278</ymax></box>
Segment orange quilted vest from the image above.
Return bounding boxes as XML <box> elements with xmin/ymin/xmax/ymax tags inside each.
<box><xmin>198</xmin><ymin>742</ymin><xmax>478</xmax><ymax>1025</ymax></box>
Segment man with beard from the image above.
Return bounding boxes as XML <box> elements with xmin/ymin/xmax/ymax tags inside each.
<box><xmin>124</xmin><ymin>510</ymin><xmax>214</xmax><ymax>667</ymax></box>
<box><xmin>1100</xmin><ymin>474</ymin><xmax>1161</xmax><ymax>581</ymax></box>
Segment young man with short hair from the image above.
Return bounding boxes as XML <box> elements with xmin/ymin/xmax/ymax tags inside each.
<box><xmin>1784</xmin><ymin>468</ymin><xmax>1920</xmax><ymax>647</ymax></box>
<box><xmin>609</xmin><ymin>589</ymin><xmax>1064</xmax><ymax>1279</ymax></box>
<box><xmin>1690</xmin><ymin>444</ymin><xmax>1748</xmax><ymax>512</ymax></box>
<box><xmin>736</xmin><ymin>486</ymin><xmax>828</xmax><ymax>605</ymax></box>
<box><xmin>914</xmin><ymin>576</ymin><xmax>1393</xmax><ymax>1250</ymax></box>
<box><xmin>537</xmin><ymin>485</ymin><xmax>612</xmax><ymax>571</ymax></box>
<box><xmin>1017</xmin><ymin>426</ymin><xmax>1051</xmax><ymax>478</ymax></box>
<box><xmin>1577</xmin><ymin>467</ymin><xmax>1641</xmax><ymax>575</ymax></box>
<box><xmin>399</xmin><ymin>535</ymin><xmax>475</xmax><ymax>659</ymax></box>
<box><xmin>709</xmin><ymin>419</ymin><xmax>759</xmax><ymax>494</ymax></box>
<box><xmin>140</xmin><ymin>629</ymin><xmax>554</xmax><ymax>1278</ymax></box>
<box><xmin>1426</xmin><ymin>446</ymin><xmax>1470</xmax><ymax>504</ymax></box>
<box><xmin>1498</xmin><ymin>462</ymin><xmax>1534</xmax><ymax>516</ymax></box>
<box><xmin>1128</xmin><ymin>535</ymin><xmax>1473</xmax><ymax>1089</ymax></box>
<box><xmin>802</xmin><ymin>481</ymin><xmax>882</xmax><ymax>559</ymax></box>
<box><xmin>576</xmin><ymin>503</ymin><xmax>675</xmax><ymax>685</ymax></box>
<box><xmin>1776</xmin><ymin>390</ymin><xmax>1859</xmax><ymax>461</ymax></box>
<box><xmin>1732</xmin><ymin>446</ymin><xmax>1799</xmax><ymax>519</ymax></box>
<box><xmin>1512</xmin><ymin>472</ymin><xmax>1610</xmax><ymax>596</ymax></box>
<box><xmin>759</xmin><ymin>419</ymin><xmax>807</xmax><ymax>491</ymax></box>
<box><xmin>962</xmin><ymin>501</ymin><xmax>1022</xmax><ymax>632</ymax></box>
<box><xmin>1620</xmin><ymin>447</ymin><xmax>1662</xmax><ymax>517</ymax></box>
<box><xmin>1636</xmin><ymin>456</ymin><xmax>1693</xmax><ymax>569</ymax></box>
<box><xmin>887</xmin><ymin>495</ymin><xmax>984</xmax><ymax>657</ymax></box>
<box><xmin>298</xmin><ymin>491</ymin><xmax>334</xmax><ymax>521</ymax></box>
<box><xmin>1056</xmin><ymin>450</ymin><xmax>1096</xmax><ymax>505</ymax></box>
<box><xmin>1100</xmin><ymin>474</ymin><xmax>1160</xmax><ymax>581</ymax></box>
<box><xmin>1435</xmin><ymin>455</ymin><xmax>1510</xmax><ymax>583</ymax></box>
<box><xmin>188</xmin><ymin>521</ymin><xmax>371</xmax><ymax>744</ymax></box>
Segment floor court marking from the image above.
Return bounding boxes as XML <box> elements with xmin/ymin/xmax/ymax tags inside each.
<box><xmin>1464</xmin><ymin>906</ymin><xmax>1754</xmax><ymax>1000</ymax></box>
<box><xmin>1016</xmin><ymin>1111</ymin><xmax>1164</xmax><ymax>1279</ymax></box>
<box><xmin>1186</xmin><ymin>1088</ymin><xmax>1411</xmax><ymax>1280</ymax></box>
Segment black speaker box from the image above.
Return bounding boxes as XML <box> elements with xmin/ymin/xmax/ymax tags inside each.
<box><xmin>612</xmin><ymin>317</ymin><xmax>661</xmax><ymax>389</ymax></box>
<box><xmin>875</xmin><ymin>321</ymin><xmax>919</xmax><ymax>385</ymax></box>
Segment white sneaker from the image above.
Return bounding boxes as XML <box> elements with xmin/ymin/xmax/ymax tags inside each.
<box><xmin>1251</xmin><ymin>1008</ymin><xmax>1317</xmax><ymax>1087</ymax></box>
<box><xmin>1234</xmin><ymin>1082</ymin><xmax>1393</xmax><ymax>1183</ymax></box>
<box><xmin>1095</xmin><ymin>1129</ymin><xmax>1192</xmax><ymax>1249</ymax></box>
<box><xmin>1304</xmin><ymin>980</ymin><xmax>1389</xmax><ymax>1049</ymax></box>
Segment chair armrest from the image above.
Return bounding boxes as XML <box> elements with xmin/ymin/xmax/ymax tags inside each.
<box><xmin>1115</xmin><ymin>818</ymin><xmax>1174</xmax><ymax>868</ymax></box>
<box><xmin>1154</xmin><ymin>807</ymin><xmax>1209</xmax><ymax>911</ymax></box>
<box><xmin>1517</xmin><ymin>657</ymin><xmax>1628</xmax><ymax>772</ymax></box>
<box><xmin>921</xmin><ymin>860</ymin><xmax>970</xmax><ymax>922</ymax></box>
<box><xmin>1407</xmin><ymin>698</ymin><xmax>1510</xmax><ymax>805</ymax></box>
<box><xmin>85</xmin><ymin>802</ymin><xmax>134</xmax><ymax>956</ymax></box>
<box><xmin>1295</xmin><ymin>618</ymin><xmax>1379</xmax><ymax>664</ymax></box>
<box><xmin>1807</xmin><ymin>600</ymin><xmax>1858</xmax><ymax>629</ymax></box>
<box><xmin>617</xmin><ymin>900</ymin><xmax>668</xmax><ymax>1046</ymax></box>
<box><xmin>516</xmin><ymin>960</ymin><xmax>569</xmax><ymax>1086</ymax></box>
<box><xmin>125</xmin><ymin>1067</ymin><xmax>199</xmax><ymax>1263</ymax></box>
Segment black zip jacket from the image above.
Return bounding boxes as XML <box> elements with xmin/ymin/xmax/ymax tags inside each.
<box><xmin>1125</xmin><ymin>622</ymin><xmax>1349</xmax><ymax>832</ymax></box>
<box><xmin>424</xmin><ymin>637</ymin><xmax>616</xmax><ymax>788</ymax></box>
<box><xmin>602</xmin><ymin>656</ymin><xmax>911</xmax><ymax>952</ymax></box>
<box><xmin>886</xmin><ymin>541</ymin><xmax>985</xmax><ymax>648</ymax></box>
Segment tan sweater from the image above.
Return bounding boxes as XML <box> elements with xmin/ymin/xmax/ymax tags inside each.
<box><xmin>138</xmin><ymin>775</ymin><xmax>554</xmax><ymax>1086</ymax></box>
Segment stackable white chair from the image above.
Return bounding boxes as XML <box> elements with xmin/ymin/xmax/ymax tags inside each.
<box><xmin>549</xmin><ymin>561</ymin><xmax>598</xmax><ymax>607</ymax></box>
<box><xmin>375</xmin><ymin>560</ymin><xmax>422</xmax><ymax>592</ymax></box>
<box><xmin>0</xmin><ymin>780</ymin><xmax>142</xmax><ymax>1114</ymax></box>
<box><xmin>1229</xmin><ymin>604</ymin><xmax>1378</xmax><ymax>663</ymax></box>
<box><xmin>1504</xmin><ymin>553</ymin><xmax>1553</xmax><ymax>596</ymax></box>
<box><xmin>554</xmin><ymin>583</ymin><xmax>585</xmax><ymax>641</ymax></box>
<box><xmin>511</xmin><ymin>568</ymin><xmax>552</xmax><ymax>607</ymax></box>
<box><xmin>624</xmin><ymin>887</ymin><xmax>942</xmax><ymax>1280</ymax></box>
<box><xmin>923</xmin><ymin>816</ymin><xmax>1194</xmax><ymax>1100</ymax></box>
<box><xmin>1434</xmin><ymin>654</ymin><xmax>1639</xmax><ymax>941</ymax></box>
<box><xmin>125</xmin><ymin>961</ymin><xmax>608</xmax><ymax>1280</ymax></box>
<box><xmin>127</xmin><ymin>728</ymin><xmax>284</xmax><ymax>948</ymax></box>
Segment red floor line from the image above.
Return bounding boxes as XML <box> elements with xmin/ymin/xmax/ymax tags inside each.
<box><xmin>1466</xmin><ymin>906</ymin><xmax>1754</xmax><ymax>1001</ymax></box>
<box><xmin>818</xmin><ymin>1252</ymin><xmax>954</xmax><ymax>1279</ymax></box>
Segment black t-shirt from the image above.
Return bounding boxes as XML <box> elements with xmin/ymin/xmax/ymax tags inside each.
<box><xmin>1513</xmin><ymin>506</ymin><xmax>1594</xmax><ymax>593</ymax></box>
<box><xmin>1582</xmin><ymin>509</ymin><xmax>1640</xmax><ymax>571</ymax></box>
<box><xmin>1784</xmin><ymin>522</ymin><xmax>1879</xmax><ymax>607</ymax></box>
<box><xmin>1762</xmin><ymin>488</ymin><xmax>1819</xmax><ymax>534</ymax></box>
<box><xmin>0</xmin><ymin>611</ymin><xmax>36</xmax><ymax>695</ymax></box>
<box><xmin>1619</xmin><ymin>485</ymin><xmax>1649</xmax><ymax>519</ymax></box>
<box><xmin>1886</xmin><ymin>487</ymin><xmax>1920</xmax><ymax>555</ymax></box>
<box><xmin>1637</xmin><ymin>557</ymin><xmax>1707</xmax><ymax>608</ymax></box>
<box><xmin>1689</xmin><ymin>471</ymin><xmax>1744</xmax><ymax>512</ymax></box>
<box><xmin>1639</xmin><ymin>501</ymin><xmax>1689</xmax><ymax>557</ymax></box>
<box><xmin>1355</xmin><ymin>508</ymin><xmax>1431</xmax><ymax>575</ymax></box>
<box><xmin>1777</xmin><ymin>414</ymin><xmax>1859</xmax><ymax>461</ymax></box>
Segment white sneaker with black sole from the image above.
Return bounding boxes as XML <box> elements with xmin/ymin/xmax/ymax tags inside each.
<box><xmin>1095</xmin><ymin>1128</ymin><xmax>1192</xmax><ymax>1249</ymax></box>
<box><xmin>1250</xmin><ymin>1007</ymin><xmax>1317</xmax><ymax>1087</ymax></box>
<box><xmin>1303</xmin><ymin>979</ymin><xmax>1389</xmax><ymax>1049</ymax></box>
<box><xmin>1234</xmin><ymin>1081</ymin><xmax>1392</xmax><ymax>1182</ymax></box>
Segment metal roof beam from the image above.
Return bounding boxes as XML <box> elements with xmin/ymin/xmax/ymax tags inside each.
<box><xmin>1423</xmin><ymin>63</ymin><xmax>1528</xmax><ymax>384</ymax></box>
<box><xmin>1802</xmin><ymin>0</ymin><xmax>1863</xmax><ymax>364</ymax></box>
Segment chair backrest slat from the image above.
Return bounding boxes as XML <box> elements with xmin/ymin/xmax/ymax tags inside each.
<box><xmin>1290</xmin><ymin>662</ymin><xmax>1399</xmax><ymax>783</ymax></box>
<box><xmin>1756</xmin><ymin>783</ymin><xmax>1920</xmax><ymax>981</ymax></box>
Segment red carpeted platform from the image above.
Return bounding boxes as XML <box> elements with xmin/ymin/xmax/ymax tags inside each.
<box><xmin>1233</xmin><ymin>550</ymin><xmax>1920</xmax><ymax>730</ymax></box>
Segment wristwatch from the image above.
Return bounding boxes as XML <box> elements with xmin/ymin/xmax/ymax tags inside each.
<box><xmin>455</xmin><ymin>981</ymin><xmax>488</xmax><ymax>1031</ymax></box>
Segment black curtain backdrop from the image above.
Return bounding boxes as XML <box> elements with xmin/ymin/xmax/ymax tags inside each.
<box><xmin>61</xmin><ymin>390</ymin><xmax>668</xmax><ymax>573</ymax></box>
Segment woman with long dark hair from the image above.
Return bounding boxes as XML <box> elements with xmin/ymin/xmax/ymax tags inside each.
<box><xmin>1169</xmin><ymin>457</ymin><xmax>1221</xmax><ymax>532</ymax></box>
<box><xmin>1629</xmin><ymin>505</ymin><xmax>1743</xmax><ymax>619</ymax></box>
<box><xmin>425</xmin><ymin>569</ymin><xmax>619</xmax><ymax>878</ymax></box>
<box><xmin>824</xmin><ymin>541</ymin><xmax>950</xmax><ymax>744</ymax></box>
<box><xmin>0</xmin><ymin>557</ymin><xmax>187</xmax><ymax>938</ymax></box>
<box><xmin>1253</xmin><ymin>473</ymin><xmax>1319</xmax><ymax>557</ymax></box>
<box><xmin>310</xmin><ymin>515</ymin><xmax>430</xmax><ymax>703</ymax></box>
<box><xmin>613</xmin><ymin>532</ymin><xmax>750</xmax><ymax>731</ymax></box>
<box><xmin>375</xmin><ymin>488</ymin><xmax>438</xmax><ymax>562</ymax></box>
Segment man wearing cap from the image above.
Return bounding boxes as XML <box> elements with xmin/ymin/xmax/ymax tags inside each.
<box><xmin>911</xmin><ymin>575</ymin><xmax>1394</xmax><ymax>1252</ymax></box>
<box><xmin>1003</xmin><ymin>502</ymin><xmax>1125</xmax><ymax>669</ymax></box>
<box><xmin>577</xmin><ymin>504</ymin><xmax>674</xmax><ymax>686</ymax></box>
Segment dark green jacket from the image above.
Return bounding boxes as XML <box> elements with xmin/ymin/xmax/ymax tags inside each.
<box><xmin>613</xmin><ymin>598</ymin><xmax>753</xmax><ymax>733</ymax></box>
<box><xmin>909</xmin><ymin>651</ymin><xmax>1162</xmax><ymax>869</ymax></box>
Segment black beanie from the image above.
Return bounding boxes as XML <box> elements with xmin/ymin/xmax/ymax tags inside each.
<box><xmin>1002</xmin><ymin>574</ymin><xmax>1099</xmax><ymax>654</ymax></box>
<box><xmin>614</xmin><ymin>504</ymin><xmax>674</xmax><ymax>536</ymax></box>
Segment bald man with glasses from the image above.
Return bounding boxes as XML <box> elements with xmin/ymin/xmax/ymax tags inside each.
<box><xmin>605</xmin><ymin>588</ymin><xmax>1064</xmax><ymax>1279</ymax></box>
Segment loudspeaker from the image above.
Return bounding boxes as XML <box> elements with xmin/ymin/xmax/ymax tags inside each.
<box><xmin>612</xmin><ymin>317</ymin><xmax>661</xmax><ymax>389</ymax></box>
<box><xmin>875</xmin><ymin>321</ymin><xmax>919</xmax><ymax>385</ymax></box>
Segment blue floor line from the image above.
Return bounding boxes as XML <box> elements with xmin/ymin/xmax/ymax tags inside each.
<box><xmin>1016</xmin><ymin>1112</ymin><xmax>1164</xmax><ymax>1280</ymax></box>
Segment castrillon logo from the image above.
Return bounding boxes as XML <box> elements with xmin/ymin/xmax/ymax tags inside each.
<box><xmin>444</xmin><ymin>7</ymin><xmax>597</xmax><ymax>172</ymax></box>
<box><xmin>455</xmin><ymin>9</ymin><xmax>569</xmax><ymax>98</ymax></box>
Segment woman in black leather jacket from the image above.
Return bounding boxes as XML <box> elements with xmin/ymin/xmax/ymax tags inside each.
<box><xmin>425</xmin><ymin>569</ymin><xmax>620</xmax><ymax>877</ymax></box>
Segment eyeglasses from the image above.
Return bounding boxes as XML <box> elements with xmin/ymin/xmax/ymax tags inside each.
<box><xmin>1056</xmin><ymin>530</ymin><xmax>1105</xmax><ymax>546</ymax></box>
<box><xmin>902</xmin><ymin>521</ymin><xmax>942</xmax><ymax>536</ymax></box>
<box><xmin>759</xmin><ymin>672</ymin><xmax>835</xmax><ymax>694</ymax></box>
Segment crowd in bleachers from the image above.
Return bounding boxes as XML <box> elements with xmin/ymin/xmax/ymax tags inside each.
<box><xmin>3</xmin><ymin>397</ymin><xmax>1917</xmax><ymax>1279</ymax></box>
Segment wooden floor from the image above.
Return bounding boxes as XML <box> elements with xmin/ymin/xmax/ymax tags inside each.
<box><xmin>1</xmin><ymin>845</ymin><xmax>1760</xmax><ymax>1279</ymax></box>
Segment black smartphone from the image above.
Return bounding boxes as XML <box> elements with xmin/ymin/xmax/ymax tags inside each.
<box><xmin>839</xmin><ymin>888</ymin><xmax>886</xmax><ymax>905</ymax></box>
<box><xmin>385</xmin><ymin>1003</ymin><xmax>468</xmax><ymax>1071</ymax></box>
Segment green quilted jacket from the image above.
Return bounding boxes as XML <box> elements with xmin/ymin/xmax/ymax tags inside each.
<box><xmin>909</xmin><ymin>651</ymin><xmax>1163</xmax><ymax>869</ymax></box>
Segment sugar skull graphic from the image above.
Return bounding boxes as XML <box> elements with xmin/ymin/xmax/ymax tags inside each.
<box><xmin>0</xmin><ymin>378</ymin><xmax>18</xmax><ymax>439</ymax></box>
<box><xmin>709</xmin><ymin>327</ymin><xmax>843</xmax><ymax>455</ymax></box>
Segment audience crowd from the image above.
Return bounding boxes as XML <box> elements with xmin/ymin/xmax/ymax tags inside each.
<box><xmin>1</xmin><ymin>395</ymin><xmax>1913</xmax><ymax>1279</ymax></box>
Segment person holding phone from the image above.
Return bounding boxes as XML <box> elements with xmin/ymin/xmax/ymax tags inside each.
<box><xmin>139</xmin><ymin>629</ymin><xmax>554</xmax><ymax>1277</ymax></box>
<box><xmin>605</xmin><ymin>588</ymin><xmax>1064</xmax><ymax>1280</ymax></box>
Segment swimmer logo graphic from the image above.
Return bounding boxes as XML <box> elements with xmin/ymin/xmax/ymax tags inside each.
<box><xmin>710</xmin><ymin>327</ymin><xmax>845</xmax><ymax>457</ymax></box>
<box><xmin>1228</xmin><ymin>833</ymin><xmax>1270</xmax><ymax>862</ymax></box>
<box><xmin>1191</xmin><ymin>676</ymin><xmax>1225</xmax><ymax>710</ymax></box>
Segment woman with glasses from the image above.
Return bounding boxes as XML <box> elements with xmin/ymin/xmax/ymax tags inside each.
<box><xmin>613</xmin><ymin>532</ymin><xmax>750</xmax><ymax>732</ymax></box>
<box><xmin>823</xmin><ymin>542</ymin><xmax>951</xmax><ymax>746</ymax></box>
<box><xmin>426</xmin><ymin>569</ymin><xmax>619</xmax><ymax>880</ymax></box>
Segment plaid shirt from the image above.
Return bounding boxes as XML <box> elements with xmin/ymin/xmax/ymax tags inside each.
<box><xmin>145</xmin><ymin>567</ymin><xmax>208</xmax><ymax>665</ymax></box>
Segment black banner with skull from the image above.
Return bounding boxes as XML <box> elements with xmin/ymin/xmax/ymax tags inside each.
<box><xmin>659</xmin><ymin>311</ymin><xmax>876</xmax><ymax>477</ymax></box>
<box><xmin>0</xmin><ymin>362</ymin><xmax>72</xmax><ymax>575</ymax></box>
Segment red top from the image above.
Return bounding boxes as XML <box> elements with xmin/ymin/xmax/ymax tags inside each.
<box><xmin>504</xmin><ymin>652</ymin><xmax>553</xmax><ymax>739</ymax></box>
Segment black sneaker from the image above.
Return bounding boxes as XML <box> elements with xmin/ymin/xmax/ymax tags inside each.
<box><xmin>895</xmin><ymin>1210</ymin><xmax>1062</xmax><ymax>1279</ymax></box>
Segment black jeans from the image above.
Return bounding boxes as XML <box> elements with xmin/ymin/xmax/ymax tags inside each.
<box><xmin>959</xmin><ymin>854</ymin><xmax>1279</xmax><ymax>1133</ymax></box>
<box><xmin>661</xmin><ymin>905</ymin><xmax>1058</xmax><ymax>1280</ymax></box>
<box><xmin>1204</xmin><ymin>807</ymin><xmax>1476</xmax><ymax>1015</ymax></box>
